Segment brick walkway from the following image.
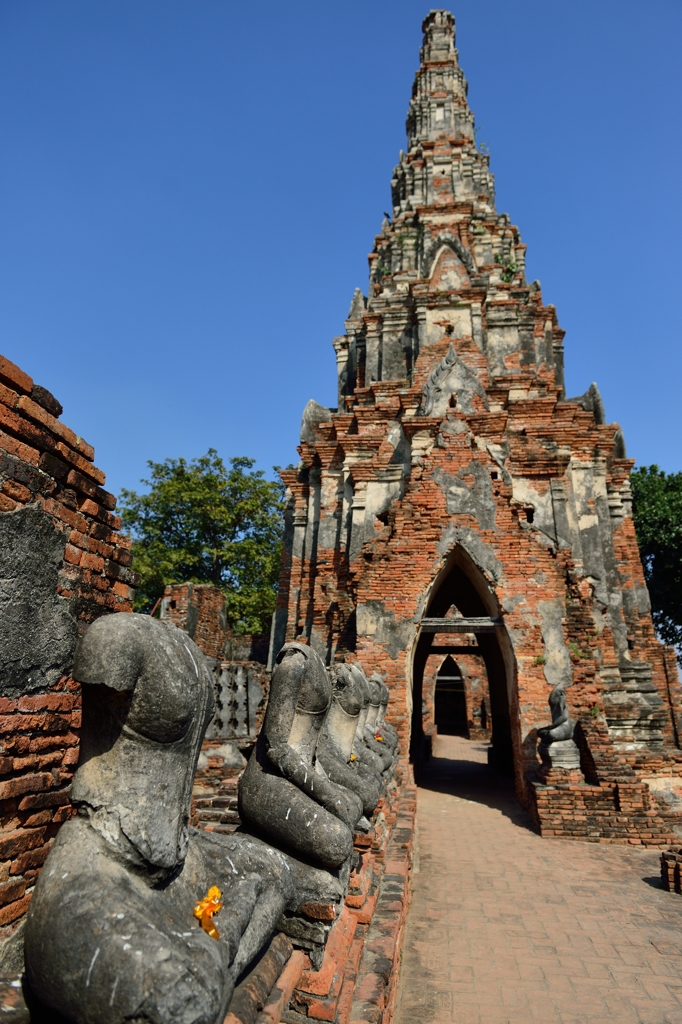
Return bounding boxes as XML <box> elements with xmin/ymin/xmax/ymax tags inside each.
<box><xmin>395</xmin><ymin>735</ymin><xmax>682</xmax><ymax>1024</ymax></box>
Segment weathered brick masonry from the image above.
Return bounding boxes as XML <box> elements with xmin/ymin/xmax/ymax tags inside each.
<box><xmin>272</xmin><ymin>10</ymin><xmax>682</xmax><ymax>846</ymax></box>
<box><xmin>0</xmin><ymin>353</ymin><xmax>138</xmax><ymax>935</ymax></box>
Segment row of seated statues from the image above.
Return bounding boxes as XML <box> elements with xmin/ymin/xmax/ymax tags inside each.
<box><xmin>23</xmin><ymin>616</ymin><xmax>399</xmax><ymax>1024</ymax></box>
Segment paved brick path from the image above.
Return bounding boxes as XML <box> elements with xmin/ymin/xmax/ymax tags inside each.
<box><xmin>395</xmin><ymin>735</ymin><xmax>682</xmax><ymax>1024</ymax></box>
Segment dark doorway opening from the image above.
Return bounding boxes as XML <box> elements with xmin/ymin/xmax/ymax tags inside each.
<box><xmin>411</xmin><ymin>550</ymin><xmax>514</xmax><ymax>777</ymax></box>
<box><xmin>434</xmin><ymin>656</ymin><xmax>468</xmax><ymax>736</ymax></box>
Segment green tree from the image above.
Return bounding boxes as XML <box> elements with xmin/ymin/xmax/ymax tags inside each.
<box><xmin>631</xmin><ymin>464</ymin><xmax>682</xmax><ymax>655</ymax></box>
<box><xmin>119</xmin><ymin>450</ymin><xmax>284</xmax><ymax>633</ymax></box>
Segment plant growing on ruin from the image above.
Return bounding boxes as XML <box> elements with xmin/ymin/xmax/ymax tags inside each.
<box><xmin>473</xmin><ymin>124</ymin><xmax>488</xmax><ymax>154</ymax></box>
<box><xmin>631</xmin><ymin>465</ymin><xmax>682</xmax><ymax>661</ymax></box>
<box><xmin>119</xmin><ymin>450</ymin><xmax>284</xmax><ymax>634</ymax></box>
<box><xmin>495</xmin><ymin>251</ymin><xmax>518</xmax><ymax>283</ymax></box>
<box><xmin>532</xmin><ymin>655</ymin><xmax>546</xmax><ymax>666</ymax></box>
<box><xmin>567</xmin><ymin>641</ymin><xmax>590</xmax><ymax>662</ymax></box>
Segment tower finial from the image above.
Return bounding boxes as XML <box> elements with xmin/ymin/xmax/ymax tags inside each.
<box><xmin>420</xmin><ymin>10</ymin><xmax>456</xmax><ymax>64</ymax></box>
<box><xmin>406</xmin><ymin>10</ymin><xmax>468</xmax><ymax>150</ymax></box>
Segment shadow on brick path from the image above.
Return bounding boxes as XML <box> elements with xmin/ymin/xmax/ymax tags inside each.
<box><xmin>395</xmin><ymin>734</ymin><xmax>682</xmax><ymax>1024</ymax></box>
<box><xmin>416</xmin><ymin>737</ymin><xmax>536</xmax><ymax>833</ymax></box>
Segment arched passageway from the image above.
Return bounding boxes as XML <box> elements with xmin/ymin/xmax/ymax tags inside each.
<box><xmin>410</xmin><ymin>549</ymin><xmax>515</xmax><ymax>776</ymax></box>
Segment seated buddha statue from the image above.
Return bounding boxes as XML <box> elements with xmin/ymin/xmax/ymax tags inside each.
<box><xmin>346</xmin><ymin>664</ymin><xmax>385</xmax><ymax>776</ymax></box>
<box><xmin>239</xmin><ymin>642</ymin><xmax>363</xmax><ymax>871</ymax></box>
<box><xmin>372</xmin><ymin>675</ymin><xmax>399</xmax><ymax>751</ymax></box>
<box><xmin>316</xmin><ymin>664</ymin><xmax>381</xmax><ymax>819</ymax></box>
<box><xmin>362</xmin><ymin>673</ymin><xmax>395</xmax><ymax>773</ymax></box>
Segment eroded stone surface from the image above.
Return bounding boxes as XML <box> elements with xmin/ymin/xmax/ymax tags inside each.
<box><xmin>0</xmin><ymin>506</ymin><xmax>77</xmax><ymax>698</ymax></box>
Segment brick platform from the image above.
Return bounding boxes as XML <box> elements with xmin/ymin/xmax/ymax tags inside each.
<box><xmin>282</xmin><ymin>776</ymin><xmax>416</xmax><ymax>1024</ymax></box>
<box><xmin>530</xmin><ymin>776</ymin><xmax>682</xmax><ymax>847</ymax></box>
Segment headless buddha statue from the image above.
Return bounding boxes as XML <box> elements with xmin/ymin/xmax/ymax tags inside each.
<box><xmin>316</xmin><ymin>665</ymin><xmax>381</xmax><ymax>819</ymax></box>
<box><xmin>537</xmin><ymin>682</ymin><xmax>574</xmax><ymax>744</ymax></box>
<box><xmin>24</xmin><ymin>614</ymin><xmax>293</xmax><ymax>1024</ymax></box>
<box><xmin>239</xmin><ymin>643</ymin><xmax>363</xmax><ymax>871</ymax></box>
<box><xmin>536</xmin><ymin>680</ymin><xmax>580</xmax><ymax>772</ymax></box>
<box><xmin>363</xmin><ymin>674</ymin><xmax>395</xmax><ymax>773</ymax></box>
<box><xmin>372</xmin><ymin>676</ymin><xmax>399</xmax><ymax>752</ymax></box>
<box><xmin>347</xmin><ymin>664</ymin><xmax>385</xmax><ymax>776</ymax></box>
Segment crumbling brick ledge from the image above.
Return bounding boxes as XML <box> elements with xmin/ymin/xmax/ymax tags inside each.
<box><xmin>224</xmin><ymin>776</ymin><xmax>417</xmax><ymax>1024</ymax></box>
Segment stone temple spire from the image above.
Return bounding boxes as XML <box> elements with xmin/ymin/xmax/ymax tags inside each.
<box><xmin>276</xmin><ymin>12</ymin><xmax>671</xmax><ymax>850</ymax></box>
<box><xmin>407</xmin><ymin>11</ymin><xmax>473</xmax><ymax>149</ymax></box>
<box><xmin>397</xmin><ymin>10</ymin><xmax>493</xmax><ymax>216</ymax></box>
<box><xmin>331</xmin><ymin>10</ymin><xmax>552</xmax><ymax>400</ymax></box>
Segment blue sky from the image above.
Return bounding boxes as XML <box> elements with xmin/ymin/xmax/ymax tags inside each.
<box><xmin>0</xmin><ymin>1</ymin><xmax>680</xmax><ymax>497</ymax></box>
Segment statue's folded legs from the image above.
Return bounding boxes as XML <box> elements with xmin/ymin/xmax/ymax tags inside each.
<box><xmin>239</xmin><ymin>643</ymin><xmax>363</xmax><ymax>870</ymax></box>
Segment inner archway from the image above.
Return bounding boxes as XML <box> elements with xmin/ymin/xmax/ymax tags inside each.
<box><xmin>434</xmin><ymin>656</ymin><xmax>468</xmax><ymax>737</ymax></box>
<box><xmin>410</xmin><ymin>547</ymin><xmax>515</xmax><ymax>777</ymax></box>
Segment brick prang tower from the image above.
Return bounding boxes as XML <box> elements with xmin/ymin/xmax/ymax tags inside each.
<box><xmin>272</xmin><ymin>11</ymin><xmax>682</xmax><ymax>840</ymax></box>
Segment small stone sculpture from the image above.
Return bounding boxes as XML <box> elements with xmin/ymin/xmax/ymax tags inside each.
<box><xmin>348</xmin><ymin>664</ymin><xmax>386</xmax><ymax>775</ymax></box>
<box><xmin>316</xmin><ymin>664</ymin><xmax>381</xmax><ymax>818</ymax></box>
<box><xmin>239</xmin><ymin>642</ymin><xmax>363</xmax><ymax>870</ymax></box>
<box><xmin>537</xmin><ymin>681</ymin><xmax>581</xmax><ymax>771</ymax></box>
<box><xmin>363</xmin><ymin>674</ymin><xmax>395</xmax><ymax>773</ymax></box>
<box><xmin>373</xmin><ymin>676</ymin><xmax>399</xmax><ymax>751</ymax></box>
<box><xmin>25</xmin><ymin>614</ymin><xmax>294</xmax><ymax>1024</ymax></box>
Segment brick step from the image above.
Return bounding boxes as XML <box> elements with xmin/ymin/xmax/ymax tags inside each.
<box><xmin>198</xmin><ymin>822</ymin><xmax>241</xmax><ymax>835</ymax></box>
<box><xmin>194</xmin><ymin>796</ymin><xmax>239</xmax><ymax>810</ymax></box>
<box><xmin>345</xmin><ymin>869</ymin><xmax>373</xmax><ymax>909</ymax></box>
<box><xmin>211</xmin><ymin>795</ymin><xmax>239</xmax><ymax>808</ymax></box>
<box><xmin>347</xmin><ymin>789</ymin><xmax>415</xmax><ymax>1024</ymax></box>
<box><xmin>292</xmin><ymin>906</ymin><xmax>360</xmax><ymax>1021</ymax></box>
<box><xmin>194</xmin><ymin>808</ymin><xmax>241</xmax><ymax>824</ymax></box>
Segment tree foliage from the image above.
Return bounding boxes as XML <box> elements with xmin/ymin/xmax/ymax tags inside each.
<box><xmin>119</xmin><ymin>450</ymin><xmax>284</xmax><ymax>634</ymax></box>
<box><xmin>631</xmin><ymin>464</ymin><xmax>682</xmax><ymax>654</ymax></box>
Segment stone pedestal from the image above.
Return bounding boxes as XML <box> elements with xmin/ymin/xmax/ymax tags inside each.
<box><xmin>537</xmin><ymin>738</ymin><xmax>584</xmax><ymax>784</ymax></box>
<box><xmin>539</xmin><ymin>738</ymin><xmax>581</xmax><ymax>771</ymax></box>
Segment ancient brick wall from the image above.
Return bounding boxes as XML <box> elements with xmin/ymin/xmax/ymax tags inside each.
<box><xmin>160</xmin><ymin>582</ymin><xmax>269</xmax><ymax>743</ymax></box>
<box><xmin>161</xmin><ymin>582</ymin><xmax>270</xmax><ymax>666</ymax></box>
<box><xmin>0</xmin><ymin>353</ymin><xmax>138</xmax><ymax>934</ymax></box>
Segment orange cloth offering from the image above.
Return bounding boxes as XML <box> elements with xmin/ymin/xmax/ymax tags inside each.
<box><xmin>193</xmin><ymin>885</ymin><xmax>223</xmax><ymax>940</ymax></box>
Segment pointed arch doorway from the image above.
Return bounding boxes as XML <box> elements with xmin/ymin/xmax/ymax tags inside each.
<box><xmin>434</xmin><ymin>655</ymin><xmax>468</xmax><ymax>736</ymax></box>
<box><xmin>410</xmin><ymin>547</ymin><xmax>516</xmax><ymax>777</ymax></box>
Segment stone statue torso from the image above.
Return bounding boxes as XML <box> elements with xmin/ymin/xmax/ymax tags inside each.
<box><xmin>323</xmin><ymin>665</ymin><xmax>362</xmax><ymax>760</ymax></box>
<box><xmin>70</xmin><ymin>614</ymin><xmax>214</xmax><ymax>872</ymax></box>
<box><xmin>287</xmin><ymin>647</ymin><xmax>331</xmax><ymax>762</ymax></box>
